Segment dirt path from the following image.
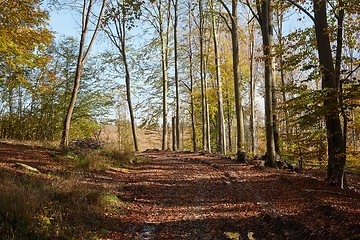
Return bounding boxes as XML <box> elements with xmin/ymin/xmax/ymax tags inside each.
<box><xmin>105</xmin><ymin>151</ymin><xmax>360</xmax><ymax>240</ymax></box>
<box><xmin>0</xmin><ymin>143</ymin><xmax>359</xmax><ymax>239</ymax></box>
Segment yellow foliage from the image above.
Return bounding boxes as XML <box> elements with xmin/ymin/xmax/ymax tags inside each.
<box><xmin>0</xmin><ymin>0</ymin><xmax>53</xmax><ymax>77</ymax></box>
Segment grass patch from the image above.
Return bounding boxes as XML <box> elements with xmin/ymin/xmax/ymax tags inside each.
<box><xmin>53</xmin><ymin>146</ymin><xmax>142</xmax><ymax>171</ymax></box>
<box><xmin>0</xmin><ymin>170</ymin><xmax>123</xmax><ymax>239</ymax></box>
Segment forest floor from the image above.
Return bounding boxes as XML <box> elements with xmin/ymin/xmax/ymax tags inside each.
<box><xmin>0</xmin><ymin>142</ymin><xmax>360</xmax><ymax>239</ymax></box>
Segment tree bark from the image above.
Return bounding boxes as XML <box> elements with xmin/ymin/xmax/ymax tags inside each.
<box><xmin>313</xmin><ymin>0</ymin><xmax>345</xmax><ymax>187</ymax></box>
<box><xmin>123</xmin><ymin>51</ymin><xmax>139</xmax><ymax>152</ymax></box>
<box><xmin>219</xmin><ymin>0</ymin><xmax>245</xmax><ymax>156</ymax></box>
<box><xmin>228</xmin><ymin>99</ymin><xmax>233</xmax><ymax>152</ymax></box>
<box><xmin>158</xmin><ymin>0</ymin><xmax>170</xmax><ymax>150</ymax></box>
<box><xmin>172</xmin><ymin>116</ymin><xmax>176</xmax><ymax>151</ymax></box>
<box><xmin>231</xmin><ymin>0</ymin><xmax>245</xmax><ymax>156</ymax></box>
<box><xmin>199</xmin><ymin>0</ymin><xmax>207</xmax><ymax>152</ymax></box>
<box><xmin>275</xmin><ymin>9</ymin><xmax>289</xmax><ymax>140</ymax></box>
<box><xmin>256</xmin><ymin>0</ymin><xmax>277</xmax><ymax>167</ymax></box>
<box><xmin>102</xmin><ymin>0</ymin><xmax>139</xmax><ymax>151</ymax></box>
<box><xmin>188</xmin><ymin>2</ymin><xmax>197</xmax><ymax>152</ymax></box>
<box><xmin>172</xmin><ymin>0</ymin><xmax>180</xmax><ymax>151</ymax></box>
<box><xmin>61</xmin><ymin>0</ymin><xmax>106</xmax><ymax>147</ymax></box>
<box><xmin>204</xmin><ymin>60</ymin><xmax>211</xmax><ymax>153</ymax></box>
<box><xmin>249</xmin><ymin>20</ymin><xmax>257</xmax><ymax>155</ymax></box>
<box><xmin>212</xmin><ymin>2</ymin><xmax>226</xmax><ymax>154</ymax></box>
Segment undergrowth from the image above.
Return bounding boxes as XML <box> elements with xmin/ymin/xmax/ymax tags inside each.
<box><xmin>0</xmin><ymin>170</ymin><xmax>126</xmax><ymax>239</ymax></box>
<box><xmin>0</xmin><ymin>145</ymin><xmax>137</xmax><ymax>239</ymax></box>
<box><xmin>54</xmin><ymin>145</ymin><xmax>140</xmax><ymax>171</ymax></box>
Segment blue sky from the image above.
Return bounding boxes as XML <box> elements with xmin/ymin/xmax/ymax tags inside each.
<box><xmin>48</xmin><ymin>8</ymin><xmax>80</xmax><ymax>37</ymax></box>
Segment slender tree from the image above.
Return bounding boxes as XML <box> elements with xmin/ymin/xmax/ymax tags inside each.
<box><xmin>219</xmin><ymin>0</ymin><xmax>245</xmax><ymax>158</ymax></box>
<box><xmin>61</xmin><ymin>0</ymin><xmax>106</xmax><ymax>147</ymax></box>
<box><xmin>248</xmin><ymin>17</ymin><xmax>257</xmax><ymax>155</ymax></box>
<box><xmin>172</xmin><ymin>0</ymin><xmax>180</xmax><ymax>151</ymax></box>
<box><xmin>275</xmin><ymin>2</ymin><xmax>290</xmax><ymax>141</ymax></box>
<box><xmin>187</xmin><ymin>1</ymin><xmax>197</xmax><ymax>152</ymax></box>
<box><xmin>102</xmin><ymin>0</ymin><xmax>142</xmax><ymax>152</ymax></box>
<box><xmin>211</xmin><ymin>0</ymin><xmax>226</xmax><ymax>154</ymax></box>
<box><xmin>145</xmin><ymin>0</ymin><xmax>171</xmax><ymax>150</ymax></box>
<box><xmin>198</xmin><ymin>0</ymin><xmax>208</xmax><ymax>152</ymax></box>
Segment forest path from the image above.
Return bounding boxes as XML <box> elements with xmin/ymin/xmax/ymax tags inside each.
<box><xmin>105</xmin><ymin>150</ymin><xmax>360</xmax><ymax>240</ymax></box>
<box><xmin>0</xmin><ymin>142</ymin><xmax>358</xmax><ymax>239</ymax></box>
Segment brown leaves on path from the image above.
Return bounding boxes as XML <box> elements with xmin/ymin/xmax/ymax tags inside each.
<box><xmin>106</xmin><ymin>151</ymin><xmax>360</xmax><ymax>240</ymax></box>
<box><xmin>0</xmin><ymin>142</ymin><xmax>359</xmax><ymax>239</ymax></box>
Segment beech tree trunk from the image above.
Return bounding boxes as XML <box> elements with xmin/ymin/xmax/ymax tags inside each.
<box><xmin>219</xmin><ymin>0</ymin><xmax>245</xmax><ymax>156</ymax></box>
<box><xmin>231</xmin><ymin>0</ymin><xmax>245</xmax><ymax>156</ymax></box>
<box><xmin>61</xmin><ymin>0</ymin><xmax>106</xmax><ymax>147</ymax></box>
<box><xmin>172</xmin><ymin>116</ymin><xmax>176</xmax><ymax>151</ymax></box>
<box><xmin>103</xmin><ymin>0</ymin><xmax>139</xmax><ymax>152</ymax></box>
<box><xmin>212</xmin><ymin>2</ymin><xmax>226</xmax><ymax>154</ymax></box>
<box><xmin>188</xmin><ymin>2</ymin><xmax>197</xmax><ymax>152</ymax></box>
<box><xmin>275</xmin><ymin>9</ymin><xmax>289</xmax><ymax>140</ymax></box>
<box><xmin>313</xmin><ymin>0</ymin><xmax>345</xmax><ymax>187</ymax></box>
<box><xmin>249</xmin><ymin>20</ymin><xmax>257</xmax><ymax>155</ymax></box>
<box><xmin>172</xmin><ymin>0</ymin><xmax>180</xmax><ymax>151</ymax></box>
<box><xmin>123</xmin><ymin>52</ymin><xmax>139</xmax><ymax>152</ymax></box>
<box><xmin>199</xmin><ymin>0</ymin><xmax>207</xmax><ymax>152</ymax></box>
<box><xmin>204</xmin><ymin>60</ymin><xmax>211</xmax><ymax>153</ymax></box>
<box><xmin>157</xmin><ymin>0</ymin><xmax>171</xmax><ymax>150</ymax></box>
<box><xmin>256</xmin><ymin>0</ymin><xmax>277</xmax><ymax>167</ymax></box>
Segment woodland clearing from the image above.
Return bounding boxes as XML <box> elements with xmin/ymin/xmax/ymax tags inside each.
<box><xmin>0</xmin><ymin>142</ymin><xmax>359</xmax><ymax>239</ymax></box>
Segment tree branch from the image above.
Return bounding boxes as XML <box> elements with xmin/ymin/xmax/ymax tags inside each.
<box><xmin>217</xmin><ymin>11</ymin><xmax>232</xmax><ymax>31</ymax></box>
<box><xmin>285</xmin><ymin>0</ymin><xmax>316</xmax><ymax>24</ymax></box>
<box><xmin>83</xmin><ymin>0</ymin><xmax>107</xmax><ymax>62</ymax></box>
<box><xmin>244</xmin><ymin>0</ymin><xmax>260</xmax><ymax>24</ymax></box>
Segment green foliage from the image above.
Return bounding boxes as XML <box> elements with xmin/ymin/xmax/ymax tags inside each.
<box><xmin>0</xmin><ymin>36</ymin><xmax>116</xmax><ymax>142</ymax></box>
<box><xmin>103</xmin><ymin>0</ymin><xmax>144</xmax><ymax>30</ymax></box>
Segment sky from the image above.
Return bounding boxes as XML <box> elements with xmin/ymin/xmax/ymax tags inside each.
<box><xmin>49</xmin><ymin>11</ymin><xmax>79</xmax><ymax>37</ymax></box>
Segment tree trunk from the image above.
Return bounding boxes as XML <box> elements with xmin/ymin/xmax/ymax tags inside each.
<box><xmin>172</xmin><ymin>116</ymin><xmax>176</xmax><ymax>151</ymax></box>
<box><xmin>249</xmin><ymin>20</ymin><xmax>257</xmax><ymax>155</ymax></box>
<box><xmin>61</xmin><ymin>0</ymin><xmax>105</xmax><ymax>147</ymax></box>
<box><xmin>61</xmin><ymin>4</ymin><xmax>87</xmax><ymax>147</ymax></box>
<box><xmin>161</xmin><ymin>42</ymin><xmax>169</xmax><ymax>151</ymax></box>
<box><xmin>61</xmin><ymin>60</ymin><xmax>84</xmax><ymax>147</ymax></box>
<box><xmin>199</xmin><ymin>0</ymin><xmax>207</xmax><ymax>152</ymax></box>
<box><xmin>204</xmin><ymin>60</ymin><xmax>211</xmax><ymax>153</ymax></box>
<box><xmin>335</xmin><ymin>0</ymin><xmax>346</xmax><ymax>157</ymax></box>
<box><xmin>257</xmin><ymin>0</ymin><xmax>277</xmax><ymax>167</ymax></box>
<box><xmin>172</xmin><ymin>0</ymin><xmax>180</xmax><ymax>151</ymax></box>
<box><xmin>276</xmin><ymin>10</ymin><xmax>289</xmax><ymax>141</ymax></box>
<box><xmin>231</xmin><ymin>0</ymin><xmax>245</xmax><ymax>157</ymax></box>
<box><xmin>103</xmin><ymin>1</ymin><xmax>139</xmax><ymax>152</ymax></box>
<box><xmin>188</xmin><ymin>1</ymin><xmax>197</xmax><ymax>152</ymax></box>
<box><xmin>313</xmin><ymin>0</ymin><xmax>345</xmax><ymax>187</ymax></box>
<box><xmin>272</xmin><ymin>53</ymin><xmax>280</xmax><ymax>154</ymax></box>
<box><xmin>227</xmin><ymin>94</ymin><xmax>233</xmax><ymax>153</ymax></box>
<box><xmin>123</xmin><ymin>53</ymin><xmax>139</xmax><ymax>152</ymax></box>
<box><xmin>158</xmin><ymin>0</ymin><xmax>170</xmax><ymax>150</ymax></box>
<box><xmin>212</xmin><ymin>4</ymin><xmax>226</xmax><ymax>154</ymax></box>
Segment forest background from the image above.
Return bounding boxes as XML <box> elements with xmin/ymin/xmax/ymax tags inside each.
<box><xmin>0</xmin><ymin>0</ymin><xmax>359</xmax><ymax>188</ymax></box>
